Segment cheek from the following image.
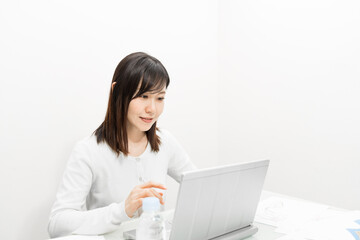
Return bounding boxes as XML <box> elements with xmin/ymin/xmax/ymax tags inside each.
<box><xmin>127</xmin><ymin>105</ymin><xmax>139</xmax><ymax>122</ymax></box>
<box><xmin>128</xmin><ymin>100</ymin><xmax>141</xmax><ymax>115</ymax></box>
<box><xmin>156</xmin><ymin>103</ymin><xmax>165</xmax><ymax>115</ymax></box>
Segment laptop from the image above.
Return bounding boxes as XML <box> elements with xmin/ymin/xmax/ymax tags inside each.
<box><xmin>124</xmin><ymin>159</ymin><xmax>269</xmax><ymax>240</ymax></box>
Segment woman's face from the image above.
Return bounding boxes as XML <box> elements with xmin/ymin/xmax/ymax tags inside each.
<box><xmin>127</xmin><ymin>86</ymin><xmax>166</xmax><ymax>134</ymax></box>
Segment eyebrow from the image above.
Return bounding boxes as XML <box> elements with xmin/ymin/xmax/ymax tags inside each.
<box><xmin>152</xmin><ymin>91</ymin><xmax>166</xmax><ymax>95</ymax></box>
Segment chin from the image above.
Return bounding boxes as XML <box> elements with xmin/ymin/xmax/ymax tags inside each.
<box><xmin>139</xmin><ymin>124</ymin><xmax>154</xmax><ymax>132</ymax></box>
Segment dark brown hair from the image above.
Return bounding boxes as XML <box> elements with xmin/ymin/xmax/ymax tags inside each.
<box><xmin>94</xmin><ymin>52</ymin><xmax>170</xmax><ymax>156</ymax></box>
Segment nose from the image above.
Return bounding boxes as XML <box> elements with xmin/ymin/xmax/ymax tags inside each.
<box><xmin>145</xmin><ymin>99</ymin><xmax>155</xmax><ymax>114</ymax></box>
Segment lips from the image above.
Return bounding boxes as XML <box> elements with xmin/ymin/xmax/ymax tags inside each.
<box><xmin>140</xmin><ymin>117</ymin><xmax>153</xmax><ymax>123</ymax></box>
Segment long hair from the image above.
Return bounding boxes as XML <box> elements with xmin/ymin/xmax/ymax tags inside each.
<box><xmin>94</xmin><ymin>52</ymin><xmax>170</xmax><ymax>156</ymax></box>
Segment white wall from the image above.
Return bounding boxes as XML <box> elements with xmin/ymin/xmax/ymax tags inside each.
<box><xmin>218</xmin><ymin>0</ymin><xmax>360</xmax><ymax>210</ymax></box>
<box><xmin>2</xmin><ymin>0</ymin><xmax>360</xmax><ymax>239</ymax></box>
<box><xmin>0</xmin><ymin>1</ymin><xmax>218</xmax><ymax>239</ymax></box>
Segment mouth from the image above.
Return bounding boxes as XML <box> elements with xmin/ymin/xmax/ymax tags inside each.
<box><xmin>140</xmin><ymin>117</ymin><xmax>153</xmax><ymax>123</ymax></box>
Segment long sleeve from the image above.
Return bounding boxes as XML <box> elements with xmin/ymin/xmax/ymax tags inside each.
<box><xmin>48</xmin><ymin>142</ymin><xmax>131</xmax><ymax>238</ymax></box>
<box><xmin>165</xmin><ymin>131</ymin><xmax>197</xmax><ymax>182</ymax></box>
<box><xmin>48</xmin><ymin>130</ymin><xmax>195</xmax><ymax>238</ymax></box>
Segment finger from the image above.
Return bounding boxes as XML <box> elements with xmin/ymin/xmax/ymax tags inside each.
<box><xmin>149</xmin><ymin>188</ymin><xmax>163</xmax><ymax>200</ymax></box>
<box><xmin>148</xmin><ymin>189</ymin><xmax>165</xmax><ymax>205</ymax></box>
<box><xmin>138</xmin><ymin>189</ymin><xmax>164</xmax><ymax>204</ymax></box>
<box><xmin>139</xmin><ymin>181</ymin><xmax>167</xmax><ymax>190</ymax></box>
<box><xmin>145</xmin><ymin>188</ymin><xmax>160</xmax><ymax>198</ymax></box>
<box><xmin>136</xmin><ymin>188</ymin><xmax>156</xmax><ymax>199</ymax></box>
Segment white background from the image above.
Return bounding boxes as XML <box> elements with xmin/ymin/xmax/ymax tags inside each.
<box><xmin>0</xmin><ymin>0</ymin><xmax>359</xmax><ymax>239</ymax></box>
<box><xmin>218</xmin><ymin>0</ymin><xmax>360</xmax><ymax>210</ymax></box>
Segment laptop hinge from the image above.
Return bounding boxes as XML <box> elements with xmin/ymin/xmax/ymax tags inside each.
<box><xmin>208</xmin><ymin>225</ymin><xmax>258</xmax><ymax>240</ymax></box>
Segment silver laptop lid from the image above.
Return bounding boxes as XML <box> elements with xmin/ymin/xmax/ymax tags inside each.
<box><xmin>170</xmin><ymin>159</ymin><xmax>269</xmax><ymax>240</ymax></box>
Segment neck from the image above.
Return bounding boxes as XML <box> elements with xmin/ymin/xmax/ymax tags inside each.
<box><xmin>127</xmin><ymin>126</ymin><xmax>146</xmax><ymax>144</ymax></box>
<box><xmin>126</xmin><ymin>125</ymin><xmax>148</xmax><ymax>157</ymax></box>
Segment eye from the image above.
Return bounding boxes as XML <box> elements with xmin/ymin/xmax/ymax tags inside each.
<box><xmin>158</xmin><ymin>97</ymin><xmax>165</xmax><ymax>101</ymax></box>
<box><xmin>140</xmin><ymin>95</ymin><xmax>148</xmax><ymax>99</ymax></box>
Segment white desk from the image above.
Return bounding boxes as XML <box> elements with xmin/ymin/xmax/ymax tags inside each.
<box><xmin>102</xmin><ymin>190</ymin><xmax>286</xmax><ymax>240</ymax></box>
<box><xmin>52</xmin><ymin>191</ymin><xmax>333</xmax><ymax>240</ymax></box>
<box><xmin>49</xmin><ymin>220</ymin><xmax>282</xmax><ymax>240</ymax></box>
<box><xmin>102</xmin><ymin>209</ymin><xmax>284</xmax><ymax>240</ymax></box>
<box><xmin>104</xmin><ymin>223</ymin><xmax>282</xmax><ymax>240</ymax></box>
<box><xmin>50</xmin><ymin>191</ymin><xmax>358</xmax><ymax>240</ymax></box>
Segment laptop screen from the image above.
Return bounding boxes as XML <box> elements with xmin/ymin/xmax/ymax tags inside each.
<box><xmin>169</xmin><ymin>160</ymin><xmax>269</xmax><ymax>240</ymax></box>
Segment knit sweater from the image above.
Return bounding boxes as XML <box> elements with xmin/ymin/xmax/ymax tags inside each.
<box><xmin>48</xmin><ymin>129</ymin><xmax>196</xmax><ymax>238</ymax></box>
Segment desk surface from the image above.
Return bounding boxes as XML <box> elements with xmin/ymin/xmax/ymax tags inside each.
<box><xmin>50</xmin><ymin>190</ymin><xmax>356</xmax><ymax>240</ymax></box>
<box><xmin>103</xmin><ymin>191</ymin><xmax>285</xmax><ymax>240</ymax></box>
<box><xmin>50</xmin><ymin>191</ymin><xmax>293</xmax><ymax>240</ymax></box>
<box><xmin>103</xmin><ymin>221</ymin><xmax>283</xmax><ymax>240</ymax></box>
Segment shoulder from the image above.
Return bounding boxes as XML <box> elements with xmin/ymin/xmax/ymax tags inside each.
<box><xmin>157</xmin><ymin>128</ymin><xmax>184</xmax><ymax>151</ymax></box>
<box><xmin>157</xmin><ymin>128</ymin><xmax>176</xmax><ymax>144</ymax></box>
<box><xmin>74</xmin><ymin>134</ymin><xmax>98</xmax><ymax>151</ymax></box>
<box><xmin>71</xmin><ymin>134</ymin><xmax>110</xmax><ymax>159</ymax></box>
<box><xmin>68</xmin><ymin>134</ymin><xmax>116</xmax><ymax>169</ymax></box>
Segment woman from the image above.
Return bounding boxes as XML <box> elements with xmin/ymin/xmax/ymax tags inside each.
<box><xmin>48</xmin><ymin>52</ymin><xmax>196</xmax><ymax>238</ymax></box>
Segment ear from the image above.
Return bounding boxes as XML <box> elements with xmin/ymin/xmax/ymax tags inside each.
<box><xmin>112</xmin><ymin>82</ymin><xmax>116</xmax><ymax>91</ymax></box>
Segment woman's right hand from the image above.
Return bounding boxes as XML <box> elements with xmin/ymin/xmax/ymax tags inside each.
<box><xmin>124</xmin><ymin>181</ymin><xmax>167</xmax><ymax>218</ymax></box>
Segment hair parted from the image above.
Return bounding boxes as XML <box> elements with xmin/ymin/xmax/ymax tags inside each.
<box><xmin>94</xmin><ymin>52</ymin><xmax>170</xmax><ymax>156</ymax></box>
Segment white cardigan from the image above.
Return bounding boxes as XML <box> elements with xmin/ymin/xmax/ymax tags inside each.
<box><xmin>48</xmin><ymin>129</ymin><xmax>196</xmax><ymax>238</ymax></box>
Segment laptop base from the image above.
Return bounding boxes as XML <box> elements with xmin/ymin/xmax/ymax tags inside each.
<box><xmin>123</xmin><ymin>225</ymin><xmax>258</xmax><ymax>240</ymax></box>
<box><xmin>209</xmin><ymin>225</ymin><xmax>258</xmax><ymax>240</ymax></box>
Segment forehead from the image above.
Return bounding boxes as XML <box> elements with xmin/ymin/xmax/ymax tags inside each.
<box><xmin>148</xmin><ymin>86</ymin><xmax>166</xmax><ymax>94</ymax></box>
<box><xmin>133</xmin><ymin>85</ymin><xmax>166</xmax><ymax>98</ymax></box>
<box><xmin>136</xmin><ymin>72</ymin><xmax>168</xmax><ymax>94</ymax></box>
